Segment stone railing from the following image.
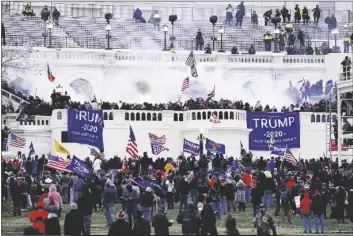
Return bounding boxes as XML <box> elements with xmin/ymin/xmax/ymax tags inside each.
<box><xmin>9</xmin><ymin>47</ymin><xmax>328</xmax><ymax>67</ymax></box>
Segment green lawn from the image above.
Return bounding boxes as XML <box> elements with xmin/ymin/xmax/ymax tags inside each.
<box><xmin>1</xmin><ymin>202</ymin><xmax>351</xmax><ymax>235</ymax></box>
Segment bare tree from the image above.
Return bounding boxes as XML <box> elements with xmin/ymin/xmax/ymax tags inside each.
<box><xmin>1</xmin><ymin>45</ymin><xmax>38</xmax><ymax>82</ymax></box>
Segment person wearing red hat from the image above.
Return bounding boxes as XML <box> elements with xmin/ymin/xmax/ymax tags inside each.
<box><xmin>108</xmin><ymin>210</ymin><xmax>132</xmax><ymax>236</ymax></box>
<box><xmin>29</xmin><ymin>202</ymin><xmax>49</xmax><ymax>234</ymax></box>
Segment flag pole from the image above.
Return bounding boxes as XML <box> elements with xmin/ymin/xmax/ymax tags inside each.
<box><xmin>279</xmin><ymin>145</ymin><xmax>288</xmax><ymax>170</ymax></box>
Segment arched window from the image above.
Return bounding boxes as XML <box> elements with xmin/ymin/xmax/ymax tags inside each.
<box><xmin>321</xmin><ymin>115</ymin><xmax>326</xmax><ymax>123</ymax></box>
<box><xmin>207</xmin><ymin>111</ymin><xmax>211</xmax><ymax>119</ymax></box>
<box><xmin>202</xmin><ymin>112</ymin><xmax>206</xmax><ymax>120</ymax></box>
<box><xmin>37</xmin><ymin>120</ymin><xmax>40</xmax><ymax>125</ymax></box>
<box><xmin>152</xmin><ymin>113</ymin><xmax>157</xmax><ymax>121</ymax></box>
<box><xmin>104</xmin><ymin>112</ymin><xmax>108</xmax><ymax>120</ymax></box>
<box><xmin>219</xmin><ymin>111</ymin><xmax>223</xmax><ymax>119</ymax></box>
<box><xmin>147</xmin><ymin>113</ymin><xmax>151</xmax><ymax>121</ymax></box>
<box><xmin>224</xmin><ymin>112</ymin><xmax>229</xmax><ymax>120</ymax></box>
<box><xmin>174</xmin><ymin>113</ymin><xmax>178</xmax><ymax>121</ymax></box>
<box><xmin>158</xmin><ymin>113</ymin><xmax>162</xmax><ymax>121</ymax></box>
<box><xmin>311</xmin><ymin>114</ymin><xmax>315</xmax><ymax>122</ymax></box>
<box><xmin>197</xmin><ymin>112</ymin><xmax>201</xmax><ymax>120</ymax></box>
<box><xmin>327</xmin><ymin>115</ymin><xmax>331</xmax><ymax>123</ymax></box>
<box><xmin>57</xmin><ymin>111</ymin><xmax>62</xmax><ymax>120</ymax></box>
<box><xmin>136</xmin><ymin>113</ymin><xmax>140</xmax><ymax>121</ymax></box>
<box><xmin>179</xmin><ymin>113</ymin><xmax>183</xmax><ymax>121</ymax></box>
<box><xmin>125</xmin><ymin>112</ymin><xmax>129</xmax><ymax>121</ymax></box>
<box><xmin>142</xmin><ymin>113</ymin><xmax>146</xmax><ymax>121</ymax></box>
<box><xmin>46</xmin><ymin>120</ymin><xmax>49</xmax><ymax>125</ymax></box>
<box><xmin>42</xmin><ymin>120</ymin><xmax>44</xmax><ymax>125</ymax></box>
<box><xmin>230</xmin><ymin>112</ymin><xmax>234</xmax><ymax>120</ymax></box>
<box><xmin>192</xmin><ymin>112</ymin><xmax>196</xmax><ymax>120</ymax></box>
<box><xmin>109</xmin><ymin>112</ymin><xmax>113</xmax><ymax>120</ymax></box>
<box><xmin>316</xmin><ymin>114</ymin><xmax>321</xmax><ymax>122</ymax></box>
<box><xmin>213</xmin><ymin>111</ymin><xmax>218</xmax><ymax>117</ymax></box>
<box><xmin>130</xmin><ymin>113</ymin><xmax>135</xmax><ymax>121</ymax></box>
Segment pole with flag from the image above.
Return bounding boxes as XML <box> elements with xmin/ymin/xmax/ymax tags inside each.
<box><xmin>28</xmin><ymin>142</ymin><xmax>35</xmax><ymax>157</ymax></box>
<box><xmin>47</xmin><ymin>63</ymin><xmax>56</xmax><ymax>82</ymax></box>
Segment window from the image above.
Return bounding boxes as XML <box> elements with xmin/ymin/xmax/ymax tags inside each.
<box><xmin>131</xmin><ymin>113</ymin><xmax>135</xmax><ymax>121</ymax></box>
<box><xmin>136</xmin><ymin>113</ymin><xmax>140</xmax><ymax>121</ymax></box>
<box><xmin>109</xmin><ymin>112</ymin><xmax>113</xmax><ymax>120</ymax></box>
<box><xmin>158</xmin><ymin>113</ymin><xmax>162</xmax><ymax>121</ymax></box>
<box><xmin>152</xmin><ymin>113</ymin><xmax>156</xmax><ymax>121</ymax></box>
<box><xmin>316</xmin><ymin>114</ymin><xmax>321</xmax><ymax>122</ymax></box>
<box><xmin>202</xmin><ymin>112</ymin><xmax>206</xmax><ymax>120</ymax></box>
<box><xmin>224</xmin><ymin>112</ymin><xmax>229</xmax><ymax>120</ymax></box>
<box><xmin>57</xmin><ymin>111</ymin><xmax>62</xmax><ymax>120</ymax></box>
<box><xmin>61</xmin><ymin>131</ymin><xmax>73</xmax><ymax>143</ymax></box>
<box><xmin>41</xmin><ymin>120</ymin><xmax>44</xmax><ymax>125</ymax></box>
<box><xmin>327</xmin><ymin>115</ymin><xmax>331</xmax><ymax>123</ymax></box>
<box><xmin>125</xmin><ymin>112</ymin><xmax>129</xmax><ymax>121</ymax></box>
<box><xmin>147</xmin><ymin>113</ymin><xmax>151</xmax><ymax>121</ymax></box>
<box><xmin>197</xmin><ymin>112</ymin><xmax>201</xmax><ymax>120</ymax></box>
<box><xmin>207</xmin><ymin>111</ymin><xmax>211</xmax><ymax>119</ymax></box>
<box><xmin>179</xmin><ymin>113</ymin><xmax>183</xmax><ymax>121</ymax></box>
<box><xmin>142</xmin><ymin>113</ymin><xmax>146</xmax><ymax>121</ymax></box>
<box><xmin>311</xmin><ymin>114</ymin><xmax>315</xmax><ymax>122</ymax></box>
<box><xmin>322</xmin><ymin>115</ymin><xmax>326</xmax><ymax>122</ymax></box>
<box><xmin>46</xmin><ymin>120</ymin><xmax>49</xmax><ymax>125</ymax></box>
<box><xmin>219</xmin><ymin>111</ymin><xmax>223</xmax><ymax>119</ymax></box>
<box><xmin>192</xmin><ymin>112</ymin><xmax>196</xmax><ymax>120</ymax></box>
<box><xmin>174</xmin><ymin>113</ymin><xmax>178</xmax><ymax>121</ymax></box>
<box><xmin>230</xmin><ymin>112</ymin><xmax>234</xmax><ymax>120</ymax></box>
<box><xmin>37</xmin><ymin>120</ymin><xmax>40</xmax><ymax>125</ymax></box>
<box><xmin>104</xmin><ymin>112</ymin><xmax>108</xmax><ymax>120</ymax></box>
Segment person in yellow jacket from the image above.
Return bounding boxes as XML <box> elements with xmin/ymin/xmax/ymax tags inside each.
<box><xmin>294</xmin><ymin>4</ymin><xmax>301</xmax><ymax>24</ymax></box>
<box><xmin>225</xmin><ymin>4</ymin><xmax>234</xmax><ymax>25</ymax></box>
<box><xmin>302</xmin><ymin>6</ymin><xmax>310</xmax><ymax>25</ymax></box>
<box><xmin>263</xmin><ymin>32</ymin><xmax>273</xmax><ymax>51</ymax></box>
<box><xmin>343</xmin><ymin>33</ymin><xmax>352</xmax><ymax>53</ymax></box>
<box><xmin>22</xmin><ymin>4</ymin><xmax>35</xmax><ymax>16</ymax></box>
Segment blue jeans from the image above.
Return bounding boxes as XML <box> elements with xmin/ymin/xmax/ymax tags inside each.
<box><xmin>245</xmin><ymin>187</ymin><xmax>251</xmax><ymax>202</ymax></box>
<box><xmin>104</xmin><ymin>204</ymin><xmax>114</xmax><ymax>226</ymax></box>
<box><xmin>303</xmin><ymin>215</ymin><xmax>312</xmax><ymax>232</ymax></box>
<box><xmin>263</xmin><ymin>190</ymin><xmax>273</xmax><ymax>207</ymax></box>
<box><xmin>83</xmin><ymin>215</ymin><xmax>92</xmax><ymax>235</ymax></box>
<box><xmin>139</xmin><ymin>206</ymin><xmax>152</xmax><ymax>221</ymax></box>
<box><xmin>211</xmin><ymin>201</ymin><xmax>221</xmax><ymax>219</ymax></box>
<box><xmin>314</xmin><ymin>215</ymin><xmax>324</xmax><ymax>233</ymax></box>
<box><xmin>221</xmin><ymin>196</ymin><xmax>227</xmax><ymax>214</ymax></box>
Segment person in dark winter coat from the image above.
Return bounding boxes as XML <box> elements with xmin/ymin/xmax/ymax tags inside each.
<box><xmin>108</xmin><ymin>210</ymin><xmax>132</xmax><ymax>236</ymax></box>
<box><xmin>335</xmin><ymin>186</ymin><xmax>346</xmax><ymax>223</ymax></box>
<box><xmin>152</xmin><ymin>206</ymin><xmax>173</xmax><ymax>236</ymax></box>
<box><xmin>64</xmin><ymin>203</ymin><xmax>85</xmax><ymax>236</ymax></box>
<box><xmin>200</xmin><ymin>197</ymin><xmax>217</xmax><ymax>235</ymax></box>
<box><xmin>77</xmin><ymin>185</ymin><xmax>93</xmax><ymax>235</ymax></box>
<box><xmin>177</xmin><ymin>203</ymin><xmax>201</xmax><ymax>235</ymax></box>
<box><xmin>44</xmin><ymin>207</ymin><xmax>61</xmax><ymax>235</ymax></box>
<box><xmin>311</xmin><ymin>190</ymin><xmax>325</xmax><ymax>233</ymax></box>
<box><xmin>225</xmin><ymin>213</ymin><xmax>240</xmax><ymax>236</ymax></box>
<box><xmin>251</xmin><ymin>185</ymin><xmax>263</xmax><ymax>217</ymax></box>
<box><xmin>52</xmin><ymin>7</ymin><xmax>60</xmax><ymax>26</ymax></box>
<box><xmin>132</xmin><ymin>210</ymin><xmax>151</xmax><ymax>236</ymax></box>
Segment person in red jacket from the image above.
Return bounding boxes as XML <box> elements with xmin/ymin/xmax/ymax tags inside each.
<box><xmin>286</xmin><ymin>176</ymin><xmax>296</xmax><ymax>192</ymax></box>
<box><xmin>243</xmin><ymin>170</ymin><xmax>252</xmax><ymax>202</ymax></box>
<box><xmin>29</xmin><ymin>202</ymin><xmax>49</xmax><ymax>234</ymax></box>
<box><xmin>300</xmin><ymin>191</ymin><xmax>312</xmax><ymax>233</ymax></box>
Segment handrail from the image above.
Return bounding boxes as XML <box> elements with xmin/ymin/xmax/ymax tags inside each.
<box><xmin>1</xmin><ymin>89</ymin><xmax>30</xmax><ymax>105</ymax></box>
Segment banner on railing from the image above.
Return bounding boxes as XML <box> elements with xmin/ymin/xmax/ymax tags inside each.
<box><xmin>246</xmin><ymin>112</ymin><xmax>300</xmax><ymax>150</ymax></box>
<box><xmin>67</xmin><ymin>109</ymin><xmax>104</xmax><ymax>151</ymax></box>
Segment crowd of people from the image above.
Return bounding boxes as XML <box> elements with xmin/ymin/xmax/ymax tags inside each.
<box><xmin>2</xmin><ymin>148</ymin><xmax>353</xmax><ymax>235</ymax></box>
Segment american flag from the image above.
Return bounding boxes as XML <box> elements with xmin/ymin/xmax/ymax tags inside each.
<box><xmin>47</xmin><ymin>63</ymin><xmax>55</xmax><ymax>82</ymax></box>
<box><xmin>148</xmin><ymin>133</ymin><xmax>169</xmax><ymax>155</ymax></box>
<box><xmin>185</xmin><ymin>51</ymin><xmax>196</xmax><ymax>66</ymax></box>
<box><xmin>181</xmin><ymin>77</ymin><xmax>190</xmax><ymax>92</ymax></box>
<box><xmin>126</xmin><ymin>126</ymin><xmax>138</xmax><ymax>158</ymax></box>
<box><xmin>207</xmin><ymin>85</ymin><xmax>215</xmax><ymax>99</ymax></box>
<box><xmin>283</xmin><ymin>148</ymin><xmax>297</xmax><ymax>166</ymax></box>
<box><xmin>9</xmin><ymin>133</ymin><xmax>26</xmax><ymax>148</ymax></box>
<box><xmin>46</xmin><ymin>153</ymin><xmax>70</xmax><ymax>172</ymax></box>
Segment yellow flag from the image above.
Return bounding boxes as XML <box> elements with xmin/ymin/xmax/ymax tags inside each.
<box><xmin>164</xmin><ymin>163</ymin><xmax>175</xmax><ymax>174</ymax></box>
<box><xmin>54</xmin><ymin>140</ymin><xmax>70</xmax><ymax>155</ymax></box>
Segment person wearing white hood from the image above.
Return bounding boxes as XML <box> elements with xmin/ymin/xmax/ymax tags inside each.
<box><xmin>93</xmin><ymin>155</ymin><xmax>102</xmax><ymax>176</ymax></box>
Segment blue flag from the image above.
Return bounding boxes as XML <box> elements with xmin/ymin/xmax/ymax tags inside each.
<box><xmin>65</xmin><ymin>155</ymin><xmax>91</xmax><ymax>179</ymax></box>
<box><xmin>89</xmin><ymin>147</ymin><xmax>99</xmax><ymax>156</ymax></box>
<box><xmin>134</xmin><ymin>179</ymin><xmax>166</xmax><ymax>196</ymax></box>
<box><xmin>67</xmin><ymin>109</ymin><xmax>104</xmax><ymax>151</ymax></box>
<box><xmin>28</xmin><ymin>142</ymin><xmax>35</xmax><ymax>157</ymax></box>
<box><xmin>205</xmin><ymin>138</ymin><xmax>226</xmax><ymax>154</ymax></box>
<box><xmin>148</xmin><ymin>133</ymin><xmax>169</xmax><ymax>155</ymax></box>
<box><xmin>269</xmin><ymin>144</ymin><xmax>286</xmax><ymax>156</ymax></box>
<box><xmin>183</xmin><ymin>138</ymin><xmax>200</xmax><ymax>156</ymax></box>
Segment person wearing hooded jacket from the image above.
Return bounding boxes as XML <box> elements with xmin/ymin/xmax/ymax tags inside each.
<box><xmin>29</xmin><ymin>202</ymin><xmax>49</xmax><ymax>234</ymax></box>
<box><xmin>64</xmin><ymin>203</ymin><xmax>85</xmax><ymax>236</ymax></box>
<box><xmin>103</xmin><ymin>179</ymin><xmax>117</xmax><ymax>226</ymax></box>
<box><xmin>133</xmin><ymin>210</ymin><xmax>151</xmax><ymax>236</ymax></box>
<box><xmin>311</xmin><ymin>190</ymin><xmax>325</xmax><ymax>233</ymax></box>
<box><xmin>139</xmin><ymin>186</ymin><xmax>154</xmax><ymax>221</ymax></box>
<box><xmin>235</xmin><ymin>180</ymin><xmax>246</xmax><ymax>211</ymax></box>
<box><xmin>44</xmin><ymin>206</ymin><xmax>61</xmax><ymax>235</ymax></box>
<box><xmin>300</xmin><ymin>191</ymin><xmax>312</xmax><ymax>233</ymax></box>
<box><xmin>152</xmin><ymin>206</ymin><xmax>173</xmax><ymax>236</ymax></box>
<box><xmin>209</xmin><ymin>181</ymin><xmax>222</xmax><ymax>220</ymax></box>
<box><xmin>108</xmin><ymin>210</ymin><xmax>132</xmax><ymax>236</ymax></box>
<box><xmin>200</xmin><ymin>197</ymin><xmax>217</xmax><ymax>235</ymax></box>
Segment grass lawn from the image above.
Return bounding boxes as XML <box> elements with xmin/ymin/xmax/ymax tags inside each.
<box><xmin>1</xmin><ymin>202</ymin><xmax>352</xmax><ymax>235</ymax></box>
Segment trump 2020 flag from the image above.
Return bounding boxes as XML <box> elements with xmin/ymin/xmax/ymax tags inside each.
<box><xmin>148</xmin><ymin>133</ymin><xmax>169</xmax><ymax>155</ymax></box>
<box><xmin>205</xmin><ymin>138</ymin><xmax>226</xmax><ymax>154</ymax></box>
<box><xmin>67</xmin><ymin>109</ymin><xmax>104</xmax><ymax>151</ymax></box>
<box><xmin>183</xmin><ymin>138</ymin><xmax>200</xmax><ymax>156</ymax></box>
<box><xmin>270</xmin><ymin>144</ymin><xmax>286</xmax><ymax>156</ymax></box>
<box><xmin>65</xmin><ymin>155</ymin><xmax>91</xmax><ymax>179</ymax></box>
